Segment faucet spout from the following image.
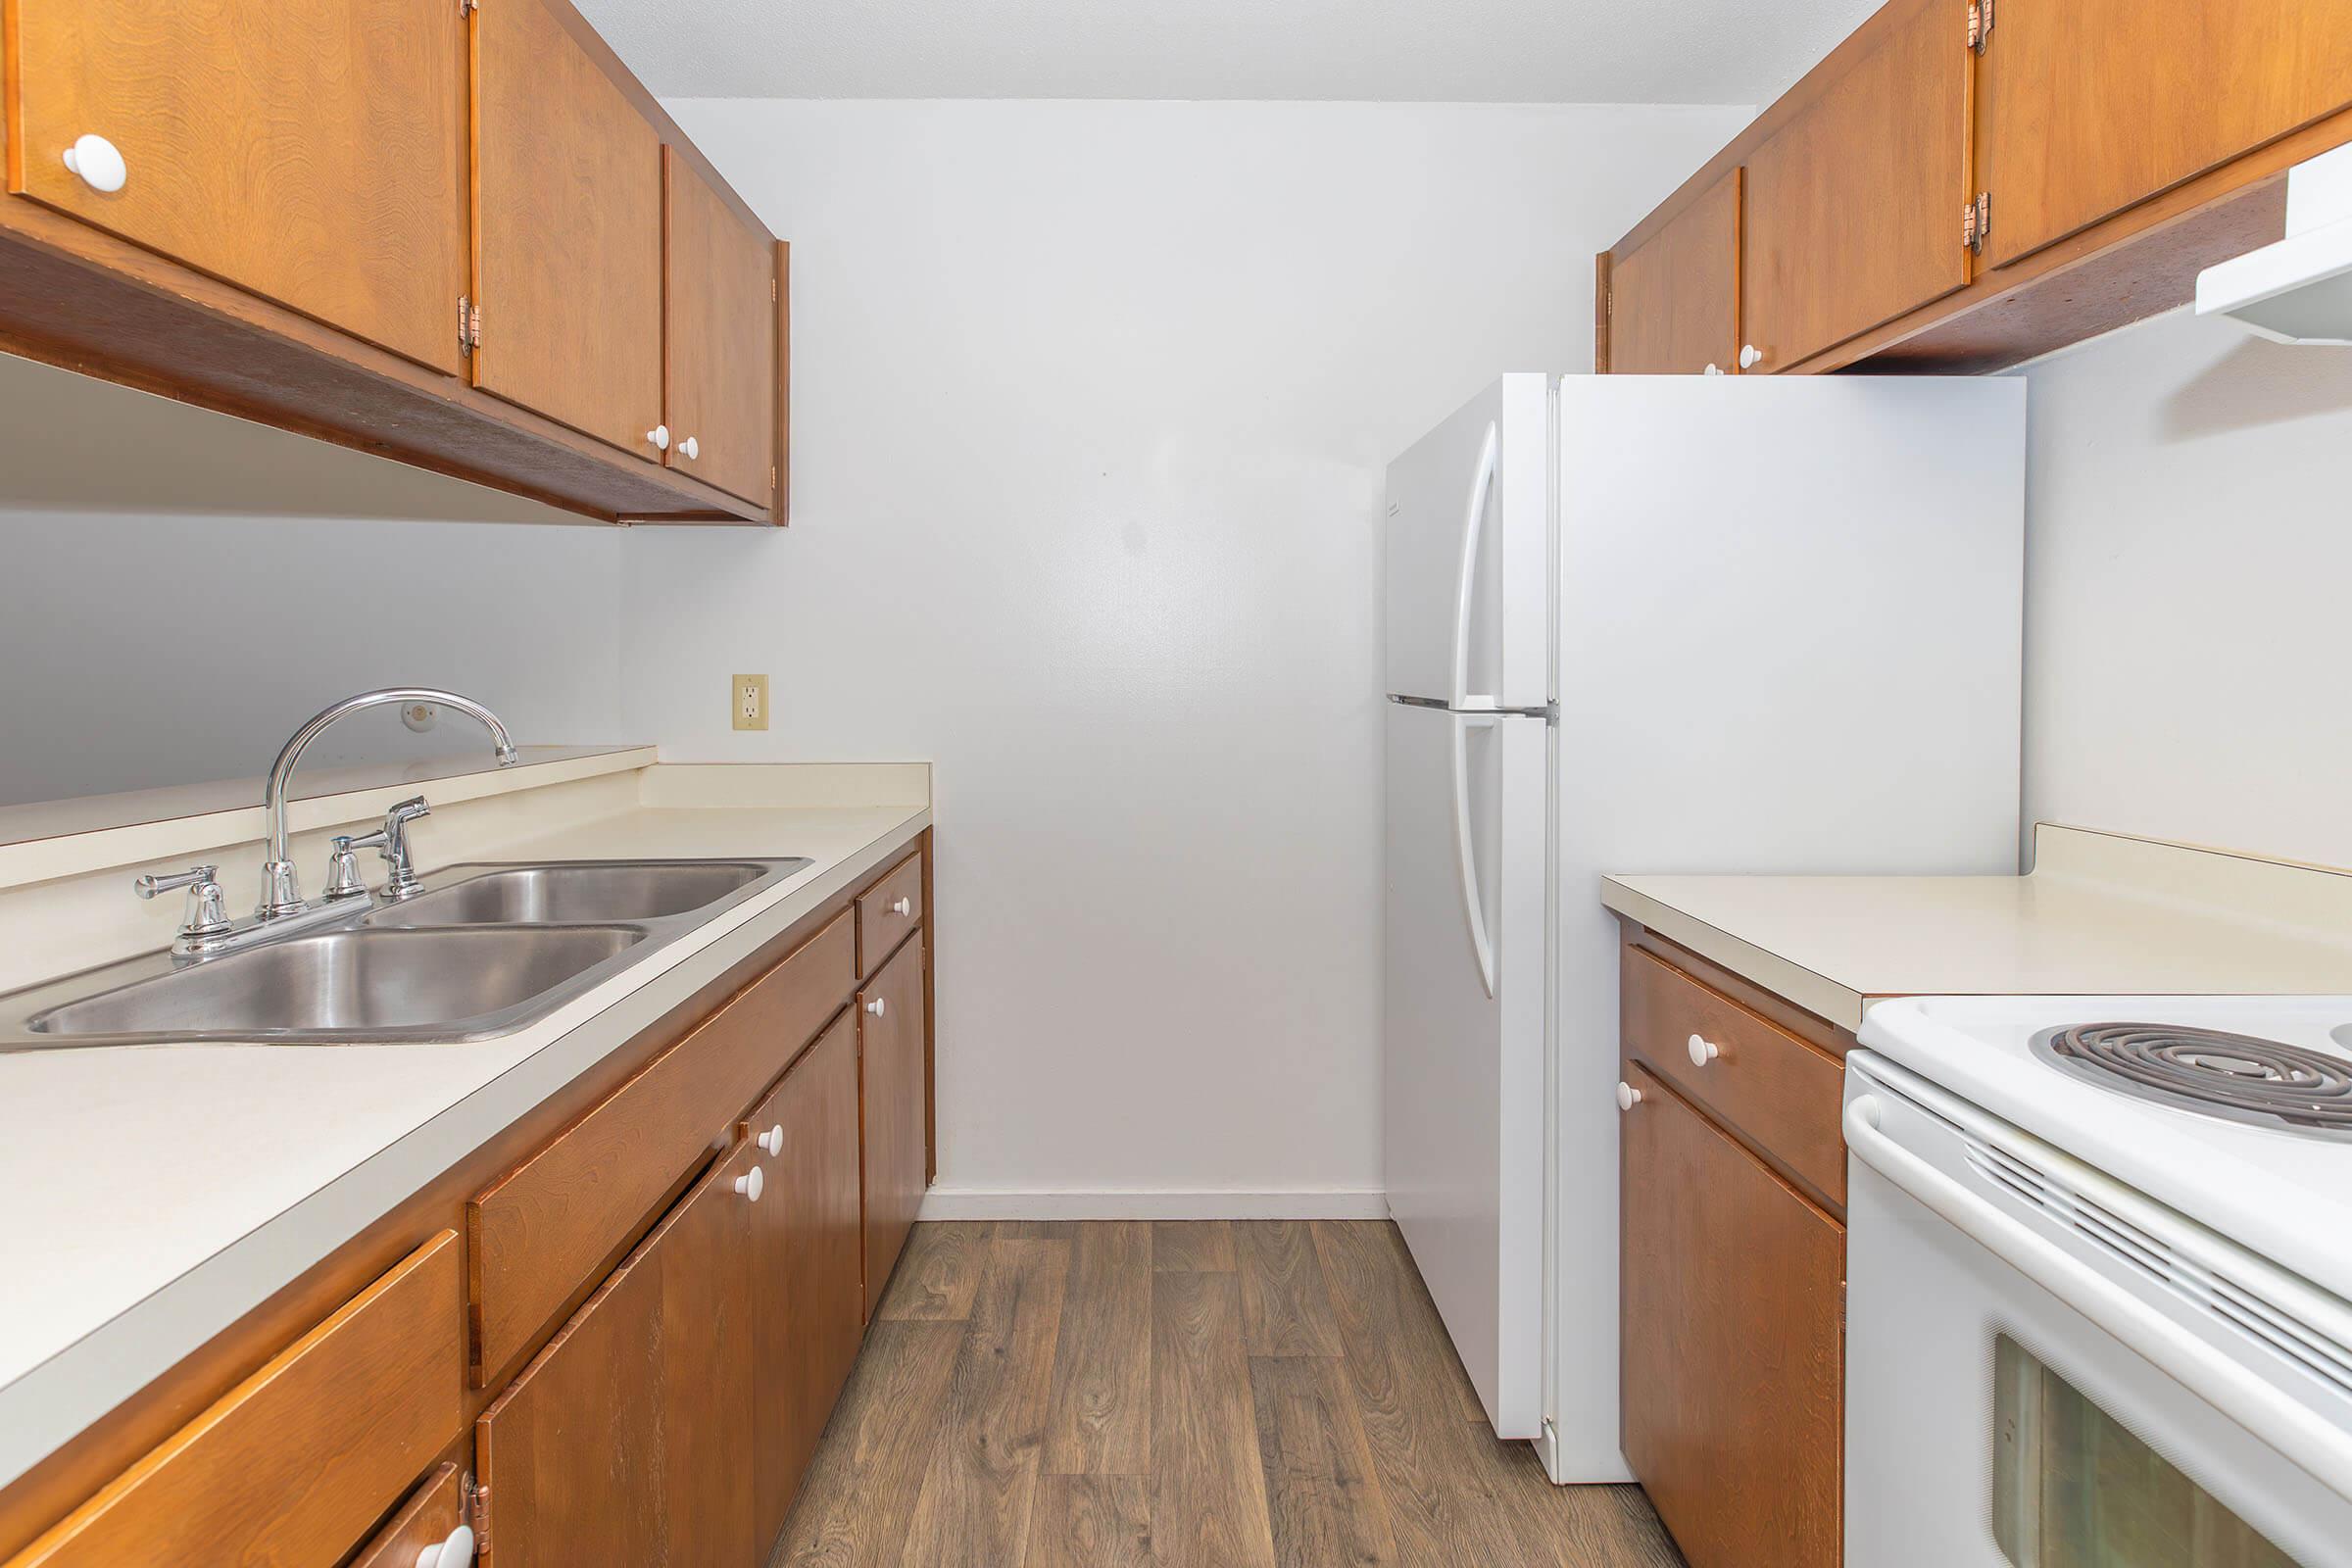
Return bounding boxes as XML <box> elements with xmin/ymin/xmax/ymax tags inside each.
<box><xmin>259</xmin><ymin>689</ymin><xmax>518</xmax><ymax>916</ymax></box>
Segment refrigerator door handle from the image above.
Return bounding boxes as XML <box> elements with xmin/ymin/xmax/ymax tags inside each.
<box><xmin>1449</xmin><ymin>421</ymin><xmax>1499</xmax><ymax>710</ymax></box>
<box><xmin>1450</xmin><ymin>711</ymin><xmax>1497</xmax><ymax>998</ymax></box>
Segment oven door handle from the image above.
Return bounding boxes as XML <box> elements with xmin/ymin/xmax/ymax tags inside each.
<box><xmin>1845</xmin><ymin>1093</ymin><xmax>2352</xmax><ymax>1506</ymax></box>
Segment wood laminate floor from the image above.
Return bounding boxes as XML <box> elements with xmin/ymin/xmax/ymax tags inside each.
<box><xmin>772</xmin><ymin>1220</ymin><xmax>1687</xmax><ymax>1568</ymax></box>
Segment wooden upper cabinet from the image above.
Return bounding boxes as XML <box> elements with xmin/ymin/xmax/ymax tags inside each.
<box><xmin>472</xmin><ymin>0</ymin><xmax>664</xmax><ymax>457</ymax></box>
<box><xmin>475</xmin><ymin>1141</ymin><xmax>760</xmax><ymax>1568</ymax></box>
<box><xmin>1741</xmin><ymin>0</ymin><xmax>1973</xmax><ymax>370</ymax></box>
<box><xmin>663</xmin><ymin>149</ymin><xmax>777</xmax><ymax>507</ymax></box>
<box><xmin>1621</xmin><ymin>1065</ymin><xmax>1841</xmax><ymax>1568</ymax></box>
<box><xmin>1607</xmin><ymin>170</ymin><xmax>1743</xmax><ymax>375</ymax></box>
<box><xmin>8</xmin><ymin>0</ymin><xmax>468</xmax><ymax>374</ymax></box>
<box><xmin>1977</xmin><ymin>0</ymin><xmax>2352</xmax><ymax>270</ymax></box>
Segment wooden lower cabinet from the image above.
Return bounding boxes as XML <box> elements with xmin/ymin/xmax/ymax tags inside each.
<box><xmin>1621</xmin><ymin>1061</ymin><xmax>1842</xmax><ymax>1568</ymax></box>
<box><xmin>1</xmin><ymin>837</ymin><xmax>937</xmax><ymax>1568</ymax></box>
<box><xmin>747</xmin><ymin>1011</ymin><xmax>866</xmax><ymax>1542</ymax></box>
<box><xmin>475</xmin><ymin>1141</ymin><xmax>760</xmax><ymax>1568</ymax></box>
<box><xmin>858</xmin><ymin>936</ymin><xmax>931</xmax><ymax>1317</ymax></box>
<box><xmin>3</xmin><ymin>1236</ymin><xmax>463</xmax><ymax>1568</ymax></box>
<box><xmin>348</xmin><ymin>1462</ymin><xmax>468</xmax><ymax>1568</ymax></box>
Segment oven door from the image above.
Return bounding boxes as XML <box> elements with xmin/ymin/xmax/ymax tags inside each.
<box><xmin>1843</xmin><ymin>1053</ymin><xmax>2352</xmax><ymax>1568</ymax></box>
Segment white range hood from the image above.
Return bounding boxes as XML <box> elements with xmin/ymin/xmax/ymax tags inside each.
<box><xmin>2196</xmin><ymin>142</ymin><xmax>2352</xmax><ymax>345</ymax></box>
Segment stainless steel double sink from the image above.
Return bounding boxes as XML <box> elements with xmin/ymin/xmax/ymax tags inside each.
<box><xmin>0</xmin><ymin>858</ymin><xmax>811</xmax><ymax>1051</ymax></box>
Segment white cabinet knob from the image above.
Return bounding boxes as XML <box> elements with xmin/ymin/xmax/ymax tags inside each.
<box><xmin>677</xmin><ymin>435</ymin><xmax>700</xmax><ymax>460</ymax></box>
<box><xmin>758</xmin><ymin>1123</ymin><xmax>784</xmax><ymax>1156</ymax></box>
<box><xmin>63</xmin><ymin>134</ymin><xmax>127</xmax><ymax>194</ymax></box>
<box><xmin>890</xmin><ymin>897</ymin><xmax>912</xmax><ymax>916</ymax></box>
<box><xmin>1702</xmin><ymin>363</ymin><xmax>1724</xmax><ymax>376</ymax></box>
<box><xmin>1688</xmin><ymin>1033</ymin><xmax>1721</xmax><ymax>1067</ymax></box>
<box><xmin>734</xmin><ymin>1165</ymin><xmax>764</xmax><ymax>1202</ymax></box>
<box><xmin>1739</xmin><ymin>344</ymin><xmax>1765</xmax><ymax>370</ymax></box>
<box><xmin>646</xmin><ymin>423</ymin><xmax>670</xmax><ymax>452</ymax></box>
<box><xmin>416</xmin><ymin>1525</ymin><xmax>475</xmax><ymax>1568</ymax></box>
<box><xmin>864</xmin><ymin>997</ymin><xmax>887</xmax><ymax>1017</ymax></box>
<box><xmin>1616</xmin><ymin>1080</ymin><xmax>1642</xmax><ymax>1111</ymax></box>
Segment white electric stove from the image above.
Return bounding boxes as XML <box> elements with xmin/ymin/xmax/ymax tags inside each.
<box><xmin>1847</xmin><ymin>996</ymin><xmax>2352</xmax><ymax>1567</ymax></box>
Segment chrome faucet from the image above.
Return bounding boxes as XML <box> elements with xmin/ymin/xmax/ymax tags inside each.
<box><xmin>136</xmin><ymin>689</ymin><xmax>517</xmax><ymax>959</ymax></box>
<box><xmin>259</xmin><ymin>689</ymin><xmax>517</xmax><ymax>915</ymax></box>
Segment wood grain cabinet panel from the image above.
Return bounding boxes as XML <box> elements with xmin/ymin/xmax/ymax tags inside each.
<box><xmin>1621</xmin><ymin>1064</ymin><xmax>1841</xmax><ymax>1568</ymax></box>
<box><xmin>472</xmin><ymin>0</ymin><xmax>664</xmax><ymax>455</ymax></box>
<box><xmin>467</xmin><ymin>908</ymin><xmax>855</xmax><ymax>1384</ymax></box>
<box><xmin>1621</xmin><ymin>947</ymin><xmax>1847</xmax><ymax>1211</ymax></box>
<box><xmin>860</xmin><ymin>936</ymin><xmax>931</xmax><ymax>1318</ymax></box>
<box><xmin>5</xmin><ymin>1234</ymin><xmax>464</xmax><ymax>1568</ymax></box>
<box><xmin>1606</xmin><ymin>170</ymin><xmax>1743</xmax><ymax>374</ymax></box>
<box><xmin>1976</xmin><ymin>0</ymin><xmax>2352</xmax><ymax>270</ymax></box>
<box><xmin>663</xmin><ymin>147</ymin><xmax>777</xmax><ymax>507</ymax></box>
<box><xmin>474</xmin><ymin>1142</ymin><xmax>760</xmax><ymax>1568</ymax></box>
<box><xmin>744</xmin><ymin>1010</ymin><xmax>865</xmax><ymax>1544</ymax></box>
<box><xmin>856</xmin><ymin>850</ymin><xmax>926</xmax><ymax>976</ymax></box>
<box><xmin>8</xmin><ymin>0</ymin><xmax>468</xmax><ymax>374</ymax></box>
<box><xmin>347</xmin><ymin>1462</ymin><xmax>466</xmax><ymax>1568</ymax></box>
<box><xmin>1741</xmin><ymin>0</ymin><xmax>1972</xmax><ymax>370</ymax></box>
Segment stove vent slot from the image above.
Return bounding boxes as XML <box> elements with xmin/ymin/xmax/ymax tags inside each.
<box><xmin>1962</xmin><ymin>1137</ymin><xmax>2352</xmax><ymax>1403</ymax></box>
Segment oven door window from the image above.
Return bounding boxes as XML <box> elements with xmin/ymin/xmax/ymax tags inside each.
<box><xmin>1993</xmin><ymin>1334</ymin><xmax>2301</xmax><ymax>1566</ymax></box>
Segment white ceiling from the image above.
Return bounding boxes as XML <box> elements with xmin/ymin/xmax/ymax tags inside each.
<box><xmin>571</xmin><ymin>0</ymin><xmax>1878</xmax><ymax>105</ymax></box>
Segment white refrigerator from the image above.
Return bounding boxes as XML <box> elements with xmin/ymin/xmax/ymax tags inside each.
<box><xmin>1381</xmin><ymin>372</ymin><xmax>2027</xmax><ymax>1483</ymax></box>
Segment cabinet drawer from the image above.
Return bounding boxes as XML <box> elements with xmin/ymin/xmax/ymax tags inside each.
<box><xmin>1622</xmin><ymin>946</ymin><xmax>1845</xmax><ymax>1208</ymax></box>
<box><xmin>856</xmin><ymin>850</ymin><xmax>924</xmax><ymax>976</ymax></box>
<box><xmin>347</xmin><ymin>1462</ymin><xmax>466</xmax><ymax>1568</ymax></box>
<box><xmin>468</xmin><ymin>908</ymin><xmax>855</xmax><ymax>1382</ymax></box>
<box><xmin>8</xmin><ymin>1235</ymin><xmax>463</xmax><ymax>1568</ymax></box>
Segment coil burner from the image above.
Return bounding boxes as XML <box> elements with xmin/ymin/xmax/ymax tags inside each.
<box><xmin>2032</xmin><ymin>1022</ymin><xmax>2352</xmax><ymax>1141</ymax></box>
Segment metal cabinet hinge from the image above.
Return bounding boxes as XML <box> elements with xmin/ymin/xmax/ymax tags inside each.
<box><xmin>458</xmin><ymin>294</ymin><xmax>482</xmax><ymax>354</ymax></box>
<box><xmin>465</xmin><ymin>1472</ymin><xmax>488</xmax><ymax>1554</ymax></box>
<box><xmin>1967</xmin><ymin>0</ymin><xmax>1993</xmax><ymax>53</ymax></box>
<box><xmin>1961</xmin><ymin>191</ymin><xmax>1991</xmax><ymax>255</ymax></box>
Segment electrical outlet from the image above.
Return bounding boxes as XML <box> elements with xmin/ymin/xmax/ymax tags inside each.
<box><xmin>732</xmin><ymin>673</ymin><xmax>769</xmax><ymax>732</ymax></box>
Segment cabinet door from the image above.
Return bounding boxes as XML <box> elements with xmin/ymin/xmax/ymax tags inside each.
<box><xmin>859</xmin><ymin>937</ymin><xmax>930</xmax><ymax>1318</ymax></box>
<box><xmin>1607</xmin><ymin>170</ymin><xmax>1742</xmax><ymax>375</ymax></box>
<box><xmin>475</xmin><ymin>1142</ymin><xmax>759</xmax><ymax>1568</ymax></box>
<box><xmin>9</xmin><ymin>0</ymin><xmax>468</xmax><ymax>374</ymax></box>
<box><xmin>1742</xmin><ymin>0</ymin><xmax>1972</xmax><ymax>370</ymax></box>
<box><xmin>472</xmin><ymin>0</ymin><xmax>664</xmax><ymax>457</ymax></box>
<box><xmin>1977</xmin><ymin>0</ymin><xmax>2352</xmax><ymax>270</ymax></box>
<box><xmin>1620</xmin><ymin>1063</ymin><xmax>1841</xmax><ymax>1568</ymax></box>
<box><xmin>746</xmin><ymin>1011</ymin><xmax>864</xmax><ymax>1544</ymax></box>
<box><xmin>664</xmin><ymin>148</ymin><xmax>777</xmax><ymax>507</ymax></box>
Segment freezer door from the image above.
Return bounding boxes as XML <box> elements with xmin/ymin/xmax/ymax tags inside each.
<box><xmin>1383</xmin><ymin>374</ymin><xmax>1549</xmax><ymax>709</ymax></box>
<box><xmin>1382</xmin><ymin>699</ymin><xmax>1546</xmax><ymax>1436</ymax></box>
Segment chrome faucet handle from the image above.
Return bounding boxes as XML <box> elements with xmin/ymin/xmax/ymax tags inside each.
<box><xmin>134</xmin><ymin>864</ymin><xmax>232</xmax><ymax>942</ymax></box>
<box><xmin>378</xmin><ymin>797</ymin><xmax>432</xmax><ymax>901</ymax></box>
<box><xmin>322</xmin><ymin>833</ymin><xmax>383</xmax><ymax>902</ymax></box>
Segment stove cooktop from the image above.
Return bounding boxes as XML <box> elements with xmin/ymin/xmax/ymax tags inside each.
<box><xmin>1858</xmin><ymin>994</ymin><xmax>2352</xmax><ymax>1303</ymax></box>
<box><xmin>2034</xmin><ymin>1021</ymin><xmax>2352</xmax><ymax>1141</ymax></box>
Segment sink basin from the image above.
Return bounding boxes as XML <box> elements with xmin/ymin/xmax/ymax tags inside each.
<box><xmin>23</xmin><ymin>926</ymin><xmax>646</xmax><ymax>1043</ymax></box>
<box><xmin>0</xmin><ymin>856</ymin><xmax>812</xmax><ymax>1051</ymax></box>
<box><xmin>368</xmin><ymin>860</ymin><xmax>793</xmax><ymax>928</ymax></box>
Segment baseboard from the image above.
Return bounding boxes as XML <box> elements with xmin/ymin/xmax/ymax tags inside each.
<box><xmin>915</xmin><ymin>1187</ymin><xmax>1391</xmax><ymax>1221</ymax></box>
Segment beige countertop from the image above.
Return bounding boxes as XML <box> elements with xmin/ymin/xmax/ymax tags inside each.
<box><xmin>0</xmin><ymin>759</ymin><xmax>931</xmax><ymax>1491</ymax></box>
<box><xmin>1602</xmin><ymin>825</ymin><xmax>2352</xmax><ymax>1032</ymax></box>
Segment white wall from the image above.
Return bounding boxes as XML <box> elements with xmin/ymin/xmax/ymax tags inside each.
<box><xmin>622</xmin><ymin>99</ymin><xmax>1750</xmax><ymax>1211</ymax></box>
<box><xmin>2023</xmin><ymin>308</ymin><xmax>2352</xmax><ymax>868</ymax></box>
<box><xmin>0</xmin><ymin>510</ymin><xmax>629</xmax><ymax>807</ymax></box>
